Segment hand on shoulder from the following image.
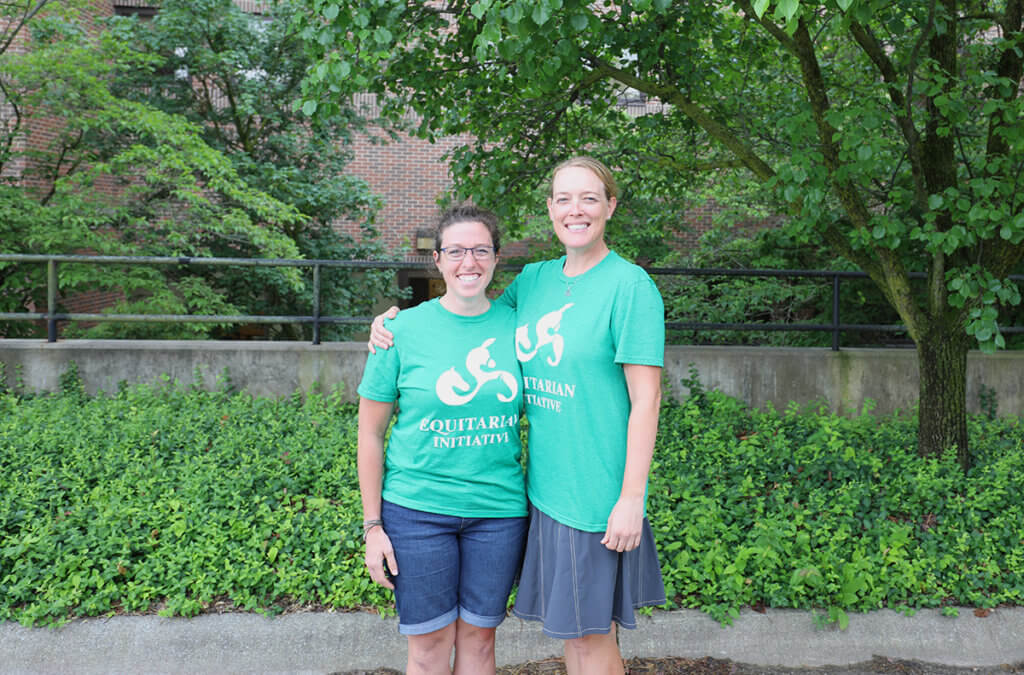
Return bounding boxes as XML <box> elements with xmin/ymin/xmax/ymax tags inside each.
<box><xmin>367</xmin><ymin>305</ymin><xmax>400</xmax><ymax>354</ymax></box>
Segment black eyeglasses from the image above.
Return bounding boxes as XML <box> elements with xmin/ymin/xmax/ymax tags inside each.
<box><xmin>439</xmin><ymin>246</ymin><xmax>495</xmax><ymax>261</ymax></box>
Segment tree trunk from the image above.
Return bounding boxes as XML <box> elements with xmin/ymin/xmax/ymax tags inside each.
<box><xmin>915</xmin><ymin>325</ymin><xmax>970</xmax><ymax>471</ymax></box>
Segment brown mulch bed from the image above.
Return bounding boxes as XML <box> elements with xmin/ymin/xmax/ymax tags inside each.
<box><xmin>338</xmin><ymin>655</ymin><xmax>1024</xmax><ymax>674</ymax></box>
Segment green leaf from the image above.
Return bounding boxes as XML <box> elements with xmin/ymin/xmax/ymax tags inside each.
<box><xmin>481</xmin><ymin>21</ymin><xmax>501</xmax><ymax>44</ymax></box>
<box><xmin>776</xmin><ymin>0</ymin><xmax>800</xmax><ymax>22</ymax></box>
<box><xmin>301</xmin><ymin>100</ymin><xmax>318</xmax><ymax>116</ymax></box>
<box><xmin>502</xmin><ymin>3</ymin><xmax>524</xmax><ymax>23</ymax></box>
<box><xmin>330</xmin><ymin>60</ymin><xmax>351</xmax><ymax>79</ymax></box>
<box><xmin>532</xmin><ymin>3</ymin><xmax>552</xmax><ymax>26</ymax></box>
<box><xmin>752</xmin><ymin>0</ymin><xmax>770</xmax><ymax>18</ymax></box>
<box><xmin>322</xmin><ymin>4</ymin><xmax>339</xmax><ymax>21</ymax></box>
<box><xmin>497</xmin><ymin>38</ymin><xmax>519</xmax><ymax>60</ymax></box>
<box><xmin>471</xmin><ymin>1</ymin><xmax>490</xmax><ymax>20</ymax></box>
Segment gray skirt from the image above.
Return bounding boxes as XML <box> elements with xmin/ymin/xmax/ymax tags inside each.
<box><xmin>511</xmin><ymin>504</ymin><xmax>666</xmax><ymax>639</ymax></box>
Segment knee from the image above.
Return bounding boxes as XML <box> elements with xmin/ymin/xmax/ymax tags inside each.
<box><xmin>408</xmin><ymin>625</ymin><xmax>456</xmax><ymax>673</ymax></box>
<box><xmin>565</xmin><ymin>630</ymin><xmax>616</xmax><ymax>659</ymax></box>
<box><xmin>455</xmin><ymin>622</ymin><xmax>496</xmax><ymax>658</ymax></box>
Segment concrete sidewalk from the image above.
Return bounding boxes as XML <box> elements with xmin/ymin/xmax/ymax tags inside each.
<box><xmin>3</xmin><ymin>607</ymin><xmax>1024</xmax><ymax>674</ymax></box>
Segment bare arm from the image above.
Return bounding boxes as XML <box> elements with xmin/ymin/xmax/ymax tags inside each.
<box><xmin>366</xmin><ymin>306</ymin><xmax>399</xmax><ymax>354</ymax></box>
<box><xmin>368</xmin><ymin>268</ymin><xmax>521</xmax><ymax>353</ymax></box>
<box><xmin>601</xmin><ymin>364</ymin><xmax>662</xmax><ymax>552</ymax></box>
<box><xmin>357</xmin><ymin>396</ymin><xmax>398</xmax><ymax>588</ymax></box>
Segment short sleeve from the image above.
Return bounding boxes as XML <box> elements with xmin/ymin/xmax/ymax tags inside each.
<box><xmin>494</xmin><ymin>271</ymin><xmax>520</xmax><ymax>311</ymax></box>
<box><xmin>356</xmin><ymin>321</ymin><xmax>401</xmax><ymax>402</ymax></box>
<box><xmin>611</xmin><ymin>275</ymin><xmax>665</xmax><ymax>367</ymax></box>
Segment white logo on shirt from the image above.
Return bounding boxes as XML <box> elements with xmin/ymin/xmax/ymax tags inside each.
<box><xmin>516</xmin><ymin>303</ymin><xmax>574</xmax><ymax>366</ymax></box>
<box><xmin>436</xmin><ymin>338</ymin><xmax>519</xmax><ymax>406</ymax></box>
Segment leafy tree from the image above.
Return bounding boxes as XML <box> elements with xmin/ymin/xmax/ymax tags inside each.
<box><xmin>0</xmin><ymin>1</ymin><xmax>304</xmax><ymax>337</ymax></box>
<box><xmin>297</xmin><ymin>0</ymin><xmax>1024</xmax><ymax>468</ymax></box>
<box><xmin>110</xmin><ymin>0</ymin><xmax>393</xmax><ymax>339</ymax></box>
<box><xmin>1</xmin><ymin>0</ymin><xmax>388</xmax><ymax>341</ymax></box>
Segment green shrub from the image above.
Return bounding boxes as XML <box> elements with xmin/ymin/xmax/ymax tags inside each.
<box><xmin>649</xmin><ymin>390</ymin><xmax>1024</xmax><ymax>624</ymax></box>
<box><xmin>1</xmin><ymin>376</ymin><xmax>1021</xmax><ymax>626</ymax></box>
<box><xmin>0</xmin><ymin>382</ymin><xmax>388</xmax><ymax>625</ymax></box>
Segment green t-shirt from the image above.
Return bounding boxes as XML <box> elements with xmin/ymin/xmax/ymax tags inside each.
<box><xmin>498</xmin><ymin>251</ymin><xmax>664</xmax><ymax>531</ymax></box>
<box><xmin>357</xmin><ymin>298</ymin><xmax>526</xmax><ymax>518</ymax></box>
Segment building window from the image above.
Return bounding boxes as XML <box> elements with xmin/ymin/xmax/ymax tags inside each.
<box><xmin>113</xmin><ymin>4</ymin><xmax>158</xmax><ymax>19</ymax></box>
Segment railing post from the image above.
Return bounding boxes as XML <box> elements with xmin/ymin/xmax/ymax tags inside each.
<box><xmin>831</xmin><ymin>273</ymin><xmax>840</xmax><ymax>351</ymax></box>
<box><xmin>47</xmin><ymin>259</ymin><xmax>58</xmax><ymax>343</ymax></box>
<box><xmin>312</xmin><ymin>263</ymin><xmax>321</xmax><ymax>345</ymax></box>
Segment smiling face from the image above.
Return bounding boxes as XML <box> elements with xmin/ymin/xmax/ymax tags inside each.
<box><xmin>547</xmin><ymin>165</ymin><xmax>617</xmax><ymax>256</ymax></box>
<box><xmin>432</xmin><ymin>219</ymin><xmax>498</xmax><ymax>305</ymax></box>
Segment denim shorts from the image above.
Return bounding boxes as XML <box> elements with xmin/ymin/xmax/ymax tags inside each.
<box><xmin>381</xmin><ymin>499</ymin><xmax>528</xmax><ymax>636</ymax></box>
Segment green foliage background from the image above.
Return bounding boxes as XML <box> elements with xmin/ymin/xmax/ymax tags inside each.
<box><xmin>295</xmin><ymin>0</ymin><xmax>1024</xmax><ymax>461</ymax></box>
<box><xmin>0</xmin><ymin>0</ymin><xmax>393</xmax><ymax>342</ymax></box>
<box><xmin>1</xmin><ymin>366</ymin><xmax>1021</xmax><ymax>627</ymax></box>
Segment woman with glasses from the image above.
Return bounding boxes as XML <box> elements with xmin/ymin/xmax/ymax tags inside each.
<box><xmin>370</xmin><ymin>157</ymin><xmax>666</xmax><ymax>675</ymax></box>
<box><xmin>357</xmin><ymin>204</ymin><xmax>527</xmax><ymax>675</ymax></box>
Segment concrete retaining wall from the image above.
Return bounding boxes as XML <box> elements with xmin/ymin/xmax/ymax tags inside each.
<box><xmin>1</xmin><ymin>339</ymin><xmax>1022</xmax><ymax>416</ymax></box>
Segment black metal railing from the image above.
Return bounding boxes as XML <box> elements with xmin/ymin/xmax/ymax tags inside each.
<box><xmin>1</xmin><ymin>253</ymin><xmax>1022</xmax><ymax>349</ymax></box>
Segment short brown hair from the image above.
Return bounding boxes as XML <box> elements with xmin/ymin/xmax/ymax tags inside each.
<box><xmin>434</xmin><ymin>204</ymin><xmax>502</xmax><ymax>253</ymax></box>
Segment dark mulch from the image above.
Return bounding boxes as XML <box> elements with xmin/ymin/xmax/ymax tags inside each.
<box><xmin>338</xmin><ymin>655</ymin><xmax>1024</xmax><ymax>675</ymax></box>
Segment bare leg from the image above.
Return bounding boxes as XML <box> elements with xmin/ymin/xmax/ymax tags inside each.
<box><xmin>452</xmin><ymin>618</ymin><xmax>497</xmax><ymax>675</ymax></box>
<box><xmin>406</xmin><ymin>622</ymin><xmax>456</xmax><ymax>675</ymax></box>
<box><xmin>563</xmin><ymin>623</ymin><xmax>624</xmax><ymax>675</ymax></box>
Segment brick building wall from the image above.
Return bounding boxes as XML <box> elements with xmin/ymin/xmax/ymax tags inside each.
<box><xmin>337</xmin><ymin>122</ymin><xmax>470</xmax><ymax>262</ymax></box>
<box><xmin>336</xmin><ymin>91</ymin><xmax>770</xmax><ymax>267</ymax></box>
<box><xmin>3</xmin><ymin>0</ymin><xmax>123</xmax><ymax>196</ymax></box>
<box><xmin>334</xmin><ymin>98</ymin><xmax>721</xmax><ymax>264</ymax></box>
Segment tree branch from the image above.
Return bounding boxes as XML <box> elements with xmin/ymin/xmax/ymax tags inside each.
<box><xmin>0</xmin><ymin>75</ymin><xmax>23</xmax><ymax>170</ymax></box>
<box><xmin>732</xmin><ymin>0</ymin><xmax>798</xmax><ymax>53</ymax></box>
<box><xmin>787</xmin><ymin>13</ymin><xmax>927</xmax><ymax>335</ymax></box>
<box><xmin>0</xmin><ymin>0</ymin><xmax>51</xmax><ymax>57</ymax></box>
<box><xmin>846</xmin><ymin>20</ymin><xmax>927</xmax><ymax>206</ymax></box>
<box><xmin>583</xmin><ymin>53</ymin><xmax>776</xmax><ymax>181</ymax></box>
<box><xmin>985</xmin><ymin>0</ymin><xmax>1023</xmax><ymax>159</ymax></box>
